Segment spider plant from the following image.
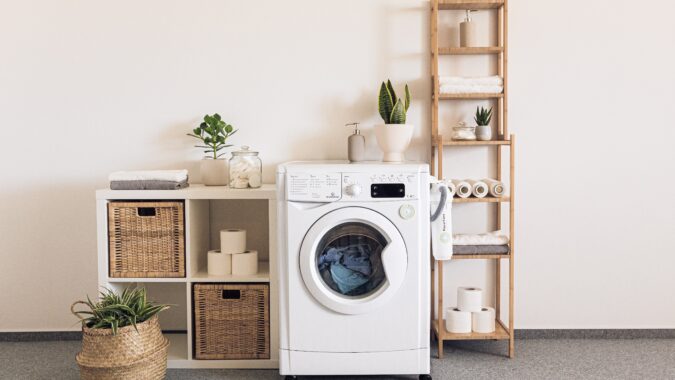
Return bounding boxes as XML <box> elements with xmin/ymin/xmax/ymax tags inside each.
<box><xmin>72</xmin><ymin>287</ymin><xmax>170</xmax><ymax>335</ymax></box>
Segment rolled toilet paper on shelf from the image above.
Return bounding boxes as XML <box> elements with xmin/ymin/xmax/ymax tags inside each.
<box><xmin>472</xmin><ymin>307</ymin><xmax>496</xmax><ymax>333</ymax></box>
<box><xmin>445</xmin><ymin>307</ymin><xmax>472</xmax><ymax>333</ymax></box>
<box><xmin>232</xmin><ymin>250</ymin><xmax>258</xmax><ymax>276</ymax></box>
<box><xmin>445</xmin><ymin>180</ymin><xmax>457</xmax><ymax>198</ymax></box>
<box><xmin>207</xmin><ymin>250</ymin><xmax>231</xmax><ymax>276</ymax></box>
<box><xmin>483</xmin><ymin>178</ymin><xmax>505</xmax><ymax>197</ymax></box>
<box><xmin>465</xmin><ymin>179</ymin><xmax>488</xmax><ymax>198</ymax></box>
<box><xmin>220</xmin><ymin>229</ymin><xmax>246</xmax><ymax>254</ymax></box>
<box><xmin>451</xmin><ymin>179</ymin><xmax>472</xmax><ymax>198</ymax></box>
<box><xmin>457</xmin><ymin>287</ymin><xmax>483</xmax><ymax>312</ymax></box>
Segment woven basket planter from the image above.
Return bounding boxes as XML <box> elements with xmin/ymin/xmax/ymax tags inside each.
<box><xmin>75</xmin><ymin>315</ymin><xmax>169</xmax><ymax>380</ymax></box>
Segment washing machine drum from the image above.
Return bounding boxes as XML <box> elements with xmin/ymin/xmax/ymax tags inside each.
<box><xmin>299</xmin><ymin>207</ymin><xmax>407</xmax><ymax>315</ymax></box>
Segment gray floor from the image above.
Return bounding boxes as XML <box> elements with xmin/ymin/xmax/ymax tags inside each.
<box><xmin>1</xmin><ymin>339</ymin><xmax>674</xmax><ymax>380</ymax></box>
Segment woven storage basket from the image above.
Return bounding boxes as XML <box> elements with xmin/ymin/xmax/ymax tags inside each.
<box><xmin>193</xmin><ymin>283</ymin><xmax>270</xmax><ymax>360</ymax></box>
<box><xmin>108</xmin><ymin>201</ymin><xmax>185</xmax><ymax>278</ymax></box>
<box><xmin>75</xmin><ymin>315</ymin><xmax>169</xmax><ymax>380</ymax></box>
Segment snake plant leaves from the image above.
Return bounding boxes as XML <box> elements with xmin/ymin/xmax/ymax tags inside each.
<box><xmin>386</xmin><ymin>80</ymin><xmax>397</xmax><ymax>106</ymax></box>
<box><xmin>378</xmin><ymin>82</ymin><xmax>394</xmax><ymax>124</ymax></box>
<box><xmin>390</xmin><ymin>98</ymin><xmax>406</xmax><ymax>124</ymax></box>
<box><xmin>404</xmin><ymin>84</ymin><xmax>411</xmax><ymax>112</ymax></box>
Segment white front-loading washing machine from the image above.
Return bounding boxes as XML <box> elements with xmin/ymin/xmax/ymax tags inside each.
<box><xmin>277</xmin><ymin>161</ymin><xmax>431</xmax><ymax>379</ymax></box>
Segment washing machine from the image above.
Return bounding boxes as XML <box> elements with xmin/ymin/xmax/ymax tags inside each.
<box><xmin>277</xmin><ymin>161</ymin><xmax>432</xmax><ymax>379</ymax></box>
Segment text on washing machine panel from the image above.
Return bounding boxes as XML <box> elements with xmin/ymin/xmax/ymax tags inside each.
<box><xmin>287</xmin><ymin>173</ymin><xmax>342</xmax><ymax>201</ymax></box>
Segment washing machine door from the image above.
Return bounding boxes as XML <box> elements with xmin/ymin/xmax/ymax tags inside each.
<box><xmin>299</xmin><ymin>206</ymin><xmax>407</xmax><ymax>315</ymax></box>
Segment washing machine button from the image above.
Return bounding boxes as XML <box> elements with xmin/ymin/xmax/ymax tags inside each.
<box><xmin>399</xmin><ymin>204</ymin><xmax>415</xmax><ymax>219</ymax></box>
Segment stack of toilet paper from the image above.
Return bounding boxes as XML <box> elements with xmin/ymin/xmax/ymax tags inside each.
<box><xmin>207</xmin><ymin>229</ymin><xmax>258</xmax><ymax>276</ymax></box>
<box><xmin>445</xmin><ymin>287</ymin><xmax>496</xmax><ymax>334</ymax></box>
<box><xmin>447</xmin><ymin>179</ymin><xmax>504</xmax><ymax>199</ymax></box>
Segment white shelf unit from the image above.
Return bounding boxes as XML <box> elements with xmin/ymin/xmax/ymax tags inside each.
<box><xmin>95</xmin><ymin>184</ymin><xmax>279</xmax><ymax>369</ymax></box>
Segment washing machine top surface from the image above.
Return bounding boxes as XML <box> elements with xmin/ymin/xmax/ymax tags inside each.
<box><xmin>278</xmin><ymin>161</ymin><xmax>429</xmax><ymax>202</ymax></box>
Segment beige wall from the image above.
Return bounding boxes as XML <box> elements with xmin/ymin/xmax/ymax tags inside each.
<box><xmin>1</xmin><ymin>0</ymin><xmax>673</xmax><ymax>331</ymax></box>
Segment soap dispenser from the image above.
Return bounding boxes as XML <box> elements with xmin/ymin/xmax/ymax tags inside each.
<box><xmin>459</xmin><ymin>9</ymin><xmax>477</xmax><ymax>47</ymax></box>
<box><xmin>346</xmin><ymin>122</ymin><xmax>365</xmax><ymax>162</ymax></box>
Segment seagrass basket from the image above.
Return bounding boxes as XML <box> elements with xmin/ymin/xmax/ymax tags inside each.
<box><xmin>74</xmin><ymin>314</ymin><xmax>169</xmax><ymax>380</ymax></box>
<box><xmin>108</xmin><ymin>201</ymin><xmax>185</xmax><ymax>278</ymax></box>
<box><xmin>193</xmin><ymin>283</ymin><xmax>270</xmax><ymax>360</ymax></box>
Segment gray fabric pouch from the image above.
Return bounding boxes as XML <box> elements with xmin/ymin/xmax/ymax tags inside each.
<box><xmin>110</xmin><ymin>179</ymin><xmax>189</xmax><ymax>190</ymax></box>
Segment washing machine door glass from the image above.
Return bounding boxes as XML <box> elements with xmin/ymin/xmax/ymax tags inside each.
<box><xmin>300</xmin><ymin>207</ymin><xmax>407</xmax><ymax>315</ymax></box>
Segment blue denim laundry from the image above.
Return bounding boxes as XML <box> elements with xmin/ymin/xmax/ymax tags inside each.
<box><xmin>318</xmin><ymin>244</ymin><xmax>375</xmax><ymax>294</ymax></box>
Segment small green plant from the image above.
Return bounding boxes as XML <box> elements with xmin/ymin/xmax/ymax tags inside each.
<box><xmin>474</xmin><ymin>106</ymin><xmax>493</xmax><ymax>126</ymax></box>
<box><xmin>71</xmin><ymin>287</ymin><xmax>170</xmax><ymax>335</ymax></box>
<box><xmin>378</xmin><ymin>80</ymin><xmax>411</xmax><ymax>124</ymax></box>
<box><xmin>187</xmin><ymin>113</ymin><xmax>237</xmax><ymax>159</ymax></box>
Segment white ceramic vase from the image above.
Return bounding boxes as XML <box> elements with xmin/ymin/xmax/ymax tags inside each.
<box><xmin>201</xmin><ymin>158</ymin><xmax>228</xmax><ymax>186</ymax></box>
<box><xmin>475</xmin><ymin>125</ymin><xmax>492</xmax><ymax>141</ymax></box>
<box><xmin>374</xmin><ymin>124</ymin><xmax>414</xmax><ymax>162</ymax></box>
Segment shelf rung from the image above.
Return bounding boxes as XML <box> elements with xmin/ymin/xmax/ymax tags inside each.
<box><xmin>437</xmin><ymin>93</ymin><xmax>504</xmax><ymax>100</ymax></box>
<box><xmin>438</xmin><ymin>46</ymin><xmax>503</xmax><ymax>55</ymax></box>
<box><xmin>453</xmin><ymin>196</ymin><xmax>509</xmax><ymax>203</ymax></box>
<box><xmin>432</xmin><ymin>318</ymin><xmax>510</xmax><ymax>340</ymax></box>
<box><xmin>453</xmin><ymin>254</ymin><xmax>510</xmax><ymax>260</ymax></box>
<box><xmin>433</xmin><ymin>139</ymin><xmax>511</xmax><ymax>146</ymax></box>
<box><xmin>438</xmin><ymin>0</ymin><xmax>505</xmax><ymax>10</ymax></box>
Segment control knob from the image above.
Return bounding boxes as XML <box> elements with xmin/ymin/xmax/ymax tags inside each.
<box><xmin>345</xmin><ymin>184</ymin><xmax>362</xmax><ymax>196</ymax></box>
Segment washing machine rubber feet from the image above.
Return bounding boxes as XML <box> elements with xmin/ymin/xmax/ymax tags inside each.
<box><xmin>284</xmin><ymin>376</ymin><xmax>297</xmax><ymax>380</ymax></box>
<box><xmin>419</xmin><ymin>375</ymin><xmax>432</xmax><ymax>380</ymax></box>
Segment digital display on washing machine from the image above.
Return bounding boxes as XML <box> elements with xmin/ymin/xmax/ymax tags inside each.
<box><xmin>371</xmin><ymin>183</ymin><xmax>405</xmax><ymax>198</ymax></box>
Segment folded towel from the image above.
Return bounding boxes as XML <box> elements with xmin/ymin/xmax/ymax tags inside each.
<box><xmin>440</xmin><ymin>84</ymin><xmax>504</xmax><ymax>94</ymax></box>
<box><xmin>108</xmin><ymin>170</ymin><xmax>188</xmax><ymax>183</ymax></box>
<box><xmin>440</xmin><ymin>75</ymin><xmax>503</xmax><ymax>86</ymax></box>
<box><xmin>453</xmin><ymin>245</ymin><xmax>510</xmax><ymax>255</ymax></box>
<box><xmin>453</xmin><ymin>231</ymin><xmax>509</xmax><ymax>245</ymax></box>
<box><xmin>110</xmin><ymin>180</ymin><xmax>189</xmax><ymax>190</ymax></box>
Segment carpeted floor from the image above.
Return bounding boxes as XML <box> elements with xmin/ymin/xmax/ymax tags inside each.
<box><xmin>1</xmin><ymin>338</ymin><xmax>674</xmax><ymax>379</ymax></box>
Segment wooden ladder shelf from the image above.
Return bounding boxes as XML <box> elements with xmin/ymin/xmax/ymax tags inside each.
<box><xmin>430</xmin><ymin>0</ymin><xmax>515</xmax><ymax>358</ymax></box>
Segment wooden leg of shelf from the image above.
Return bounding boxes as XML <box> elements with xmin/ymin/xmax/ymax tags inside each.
<box><xmin>437</xmin><ymin>258</ymin><xmax>444</xmax><ymax>359</ymax></box>
<box><xmin>509</xmin><ymin>336</ymin><xmax>515</xmax><ymax>358</ymax></box>
<box><xmin>438</xmin><ymin>334</ymin><xmax>444</xmax><ymax>359</ymax></box>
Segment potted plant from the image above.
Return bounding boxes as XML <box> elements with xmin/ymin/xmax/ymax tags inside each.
<box><xmin>71</xmin><ymin>287</ymin><xmax>170</xmax><ymax>380</ymax></box>
<box><xmin>188</xmin><ymin>113</ymin><xmax>237</xmax><ymax>186</ymax></box>
<box><xmin>374</xmin><ymin>80</ymin><xmax>413</xmax><ymax>162</ymax></box>
<box><xmin>474</xmin><ymin>106</ymin><xmax>493</xmax><ymax>141</ymax></box>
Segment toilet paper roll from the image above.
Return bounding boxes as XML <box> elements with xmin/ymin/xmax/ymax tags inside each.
<box><xmin>232</xmin><ymin>250</ymin><xmax>258</xmax><ymax>276</ymax></box>
<box><xmin>220</xmin><ymin>229</ymin><xmax>246</xmax><ymax>254</ymax></box>
<box><xmin>207</xmin><ymin>250</ymin><xmax>231</xmax><ymax>276</ymax></box>
<box><xmin>472</xmin><ymin>307</ymin><xmax>496</xmax><ymax>333</ymax></box>
<box><xmin>482</xmin><ymin>178</ymin><xmax>505</xmax><ymax>197</ymax></box>
<box><xmin>444</xmin><ymin>180</ymin><xmax>457</xmax><ymax>198</ymax></box>
<box><xmin>465</xmin><ymin>179</ymin><xmax>488</xmax><ymax>198</ymax></box>
<box><xmin>451</xmin><ymin>179</ymin><xmax>472</xmax><ymax>198</ymax></box>
<box><xmin>457</xmin><ymin>287</ymin><xmax>483</xmax><ymax>312</ymax></box>
<box><xmin>445</xmin><ymin>307</ymin><xmax>472</xmax><ymax>333</ymax></box>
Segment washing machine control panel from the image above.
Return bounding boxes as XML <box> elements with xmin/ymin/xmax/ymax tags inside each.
<box><xmin>343</xmin><ymin>172</ymin><xmax>419</xmax><ymax>201</ymax></box>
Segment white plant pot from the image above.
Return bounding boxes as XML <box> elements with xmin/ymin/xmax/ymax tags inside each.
<box><xmin>201</xmin><ymin>158</ymin><xmax>228</xmax><ymax>186</ymax></box>
<box><xmin>374</xmin><ymin>124</ymin><xmax>414</xmax><ymax>162</ymax></box>
<box><xmin>475</xmin><ymin>125</ymin><xmax>492</xmax><ymax>141</ymax></box>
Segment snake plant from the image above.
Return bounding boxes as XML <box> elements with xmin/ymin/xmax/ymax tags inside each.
<box><xmin>474</xmin><ymin>106</ymin><xmax>493</xmax><ymax>126</ymax></box>
<box><xmin>72</xmin><ymin>287</ymin><xmax>170</xmax><ymax>335</ymax></box>
<box><xmin>378</xmin><ymin>80</ymin><xmax>411</xmax><ymax>124</ymax></box>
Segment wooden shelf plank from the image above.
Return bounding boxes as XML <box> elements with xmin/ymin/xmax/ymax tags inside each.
<box><xmin>453</xmin><ymin>254</ymin><xmax>510</xmax><ymax>260</ymax></box>
<box><xmin>453</xmin><ymin>196</ymin><xmax>510</xmax><ymax>203</ymax></box>
<box><xmin>191</xmin><ymin>261</ymin><xmax>270</xmax><ymax>283</ymax></box>
<box><xmin>433</xmin><ymin>319</ymin><xmax>510</xmax><ymax>340</ymax></box>
<box><xmin>439</xmin><ymin>0</ymin><xmax>504</xmax><ymax>10</ymax></box>
<box><xmin>438</xmin><ymin>46</ymin><xmax>503</xmax><ymax>55</ymax></box>
<box><xmin>433</xmin><ymin>139</ymin><xmax>511</xmax><ymax>146</ymax></box>
<box><xmin>437</xmin><ymin>93</ymin><xmax>504</xmax><ymax>100</ymax></box>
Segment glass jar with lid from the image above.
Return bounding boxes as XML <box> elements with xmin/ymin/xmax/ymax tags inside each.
<box><xmin>229</xmin><ymin>146</ymin><xmax>262</xmax><ymax>189</ymax></box>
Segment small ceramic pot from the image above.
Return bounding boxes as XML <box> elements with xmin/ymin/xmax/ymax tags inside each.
<box><xmin>201</xmin><ymin>158</ymin><xmax>228</xmax><ymax>186</ymax></box>
<box><xmin>374</xmin><ymin>124</ymin><xmax>414</xmax><ymax>162</ymax></box>
<box><xmin>475</xmin><ymin>125</ymin><xmax>492</xmax><ymax>141</ymax></box>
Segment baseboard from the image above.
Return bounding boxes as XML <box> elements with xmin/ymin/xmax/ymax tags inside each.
<box><xmin>515</xmin><ymin>329</ymin><xmax>675</xmax><ymax>339</ymax></box>
<box><xmin>0</xmin><ymin>330</ymin><xmax>187</xmax><ymax>342</ymax></box>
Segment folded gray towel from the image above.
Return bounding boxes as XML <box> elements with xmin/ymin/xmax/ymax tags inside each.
<box><xmin>453</xmin><ymin>245</ymin><xmax>510</xmax><ymax>255</ymax></box>
<box><xmin>110</xmin><ymin>179</ymin><xmax>189</xmax><ymax>190</ymax></box>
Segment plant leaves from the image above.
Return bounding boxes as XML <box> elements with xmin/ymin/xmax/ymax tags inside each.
<box><xmin>389</xmin><ymin>98</ymin><xmax>406</xmax><ymax>124</ymax></box>
<box><xmin>386</xmin><ymin>80</ymin><xmax>397</xmax><ymax>104</ymax></box>
<box><xmin>378</xmin><ymin>82</ymin><xmax>394</xmax><ymax>124</ymax></box>
<box><xmin>404</xmin><ymin>84</ymin><xmax>411</xmax><ymax>112</ymax></box>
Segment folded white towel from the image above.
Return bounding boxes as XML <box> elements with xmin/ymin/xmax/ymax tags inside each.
<box><xmin>440</xmin><ymin>84</ymin><xmax>504</xmax><ymax>94</ymax></box>
<box><xmin>439</xmin><ymin>75</ymin><xmax>503</xmax><ymax>86</ymax></box>
<box><xmin>453</xmin><ymin>231</ymin><xmax>509</xmax><ymax>245</ymax></box>
<box><xmin>109</xmin><ymin>170</ymin><xmax>189</xmax><ymax>183</ymax></box>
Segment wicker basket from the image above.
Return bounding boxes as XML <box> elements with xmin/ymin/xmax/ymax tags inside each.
<box><xmin>108</xmin><ymin>201</ymin><xmax>185</xmax><ymax>278</ymax></box>
<box><xmin>193</xmin><ymin>283</ymin><xmax>270</xmax><ymax>360</ymax></box>
<box><xmin>75</xmin><ymin>314</ymin><xmax>169</xmax><ymax>380</ymax></box>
